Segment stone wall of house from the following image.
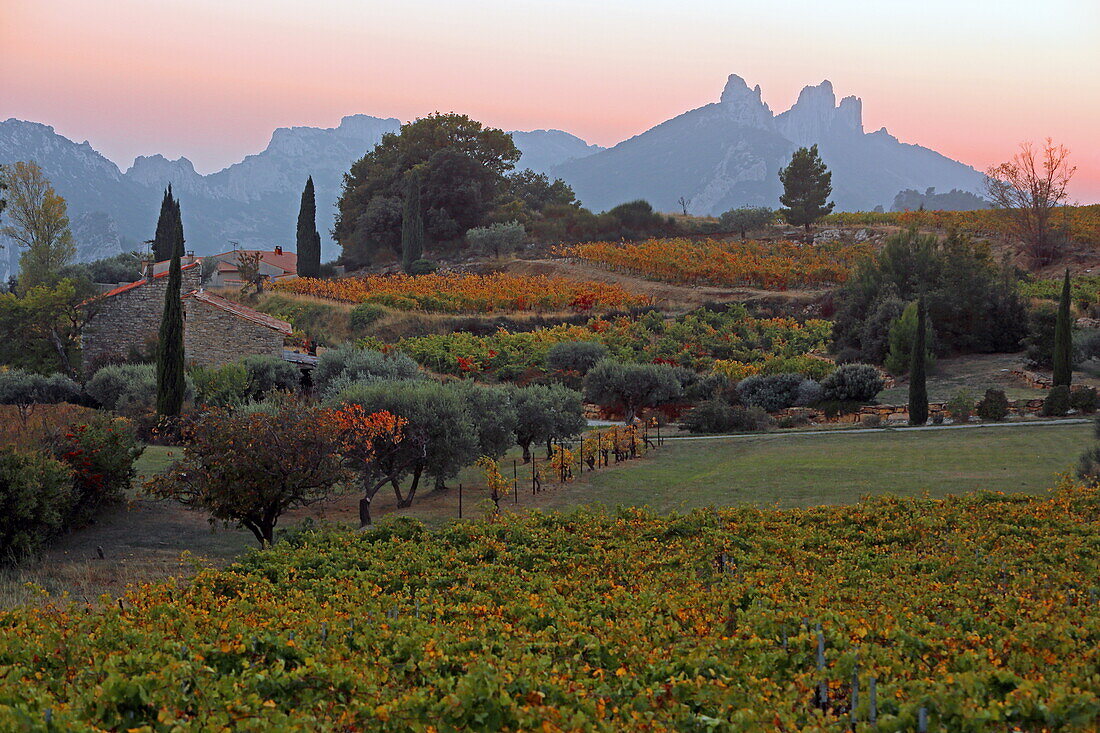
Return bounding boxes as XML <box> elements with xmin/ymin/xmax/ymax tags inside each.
<box><xmin>182</xmin><ymin>299</ymin><xmax>285</xmax><ymax>368</ymax></box>
<box><xmin>81</xmin><ymin>266</ymin><xmax>201</xmax><ymax>373</ymax></box>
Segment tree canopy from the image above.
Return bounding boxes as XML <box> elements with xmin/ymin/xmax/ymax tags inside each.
<box><xmin>0</xmin><ymin>162</ymin><xmax>76</xmax><ymax>291</ymax></box>
<box><xmin>778</xmin><ymin>145</ymin><xmax>834</xmax><ymax>234</ymax></box>
<box><xmin>335</xmin><ymin>113</ymin><xmax>520</xmax><ymax>264</ymax></box>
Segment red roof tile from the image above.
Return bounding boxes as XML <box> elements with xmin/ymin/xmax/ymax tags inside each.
<box><xmin>182</xmin><ymin>290</ymin><xmax>293</xmax><ymax>335</ymax></box>
<box><xmin>93</xmin><ymin>261</ymin><xmax>202</xmax><ymax>300</ymax></box>
<box><xmin>211</xmin><ymin>249</ymin><xmax>298</xmax><ymax>275</ymax></box>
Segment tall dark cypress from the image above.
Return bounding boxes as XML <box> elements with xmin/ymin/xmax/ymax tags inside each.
<box><xmin>171</xmin><ymin>195</ymin><xmax>185</xmax><ymax>258</ymax></box>
<box><xmin>1053</xmin><ymin>268</ymin><xmax>1073</xmax><ymax>387</ymax></box>
<box><xmin>152</xmin><ymin>185</ymin><xmax>176</xmax><ymax>261</ymax></box>
<box><xmin>908</xmin><ymin>298</ymin><xmax>929</xmax><ymax>425</ymax></box>
<box><xmin>155</xmin><ymin>228</ymin><xmax>186</xmax><ymax>417</ymax></box>
<box><xmin>296</xmin><ymin>176</ymin><xmax>321</xmax><ymax>277</ymax></box>
<box><xmin>400</xmin><ymin>172</ymin><xmax>424</xmax><ymax>273</ymax></box>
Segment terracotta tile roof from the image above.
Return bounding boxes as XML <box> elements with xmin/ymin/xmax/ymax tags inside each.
<box><xmin>182</xmin><ymin>290</ymin><xmax>293</xmax><ymax>335</ymax></box>
<box><xmin>93</xmin><ymin>261</ymin><xmax>202</xmax><ymax>301</ymax></box>
<box><xmin>212</xmin><ymin>249</ymin><xmax>298</xmax><ymax>275</ymax></box>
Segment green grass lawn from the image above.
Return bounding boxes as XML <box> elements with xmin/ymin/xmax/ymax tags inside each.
<box><xmin>531</xmin><ymin>422</ymin><xmax>1094</xmax><ymax>513</ymax></box>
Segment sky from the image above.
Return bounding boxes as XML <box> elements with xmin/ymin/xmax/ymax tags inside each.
<box><xmin>2</xmin><ymin>0</ymin><xmax>1099</xmax><ymax>202</ymax></box>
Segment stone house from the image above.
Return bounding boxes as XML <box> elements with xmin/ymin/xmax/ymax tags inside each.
<box><xmin>204</xmin><ymin>247</ymin><xmax>298</xmax><ymax>288</ymax></box>
<box><xmin>181</xmin><ymin>290</ymin><xmax>292</xmax><ymax>367</ymax></box>
<box><xmin>81</xmin><ymin>260</ymin><xmax>203</xmax><ymax>370</ymax></box>
<box><xmin>81</xmin><ymin>260</ymin><xmax>293</xmax><ymax>373</ymax></box>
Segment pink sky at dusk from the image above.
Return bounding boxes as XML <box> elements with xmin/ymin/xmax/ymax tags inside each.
<box><xmin>2</xmin><ymin>0</ymin><xmax>1099</xmax><ymax>202</ymax></box>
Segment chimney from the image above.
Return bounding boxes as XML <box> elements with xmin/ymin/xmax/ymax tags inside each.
<box><xmin>274</xmin><ymin>246</ymin><xmax>283</xmax><ymax>255</ymax></box>
<box><xmin>144</xmin><ymin>261</ymin><xmax>155</xmax><ymax>281</ymax></box>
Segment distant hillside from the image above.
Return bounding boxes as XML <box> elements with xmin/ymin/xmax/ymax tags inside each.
<box><xmin>0</xmin><ymin>117</ymin><xmax>600</xmax><ymax>277</ymax></box>
<box><xmin>553</xmin><ymin>75</ymin><xmax>986</xmax><ymax>215</ymax></box>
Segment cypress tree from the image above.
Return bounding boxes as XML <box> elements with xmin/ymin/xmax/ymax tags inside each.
<box><xmin>171</xmin><ymin>195</ymin><xmax>185</xmax><ymax>258</ymax></box>
<box><xmin>908</xmin><ymin>298</ymin><xmax>929</xmax><ymax>425</ymax></box>
<box><xmin>155</xmin><ymin>223</ymin><xmax>186</xmax><ymax>417</ymax></box>
<box><xmin>778</xmin><ymin>144</ymin><xmax>835</xmax><ymax>240</ymax></box>
<box><xmin>152</xmin><ymin>185</ymin><xmax>176</xmax><ymax>261</ymax></box>
<box><xmin>400</xmin><ymin>172</ymin><xmax>425</xmax><ymax>273</ymax></box>
<box><xmin>296</xmin><ymin>176</ymin><xmax>321</xmax><ymax>277</ymax></box>
<box><xmin>1052</xmin><ymin>268</ymin><xmax>1073</xmax><ymax>387</ymax></box>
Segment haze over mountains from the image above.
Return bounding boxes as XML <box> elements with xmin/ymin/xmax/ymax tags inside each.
<box><xmin>0</xmin><ymin>74</ymin><xmax>986</xmax><ymax>274</ymax></box>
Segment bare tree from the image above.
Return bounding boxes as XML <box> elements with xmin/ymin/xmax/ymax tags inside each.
<box><xmin>985</xmin><ymin>139</ymin><xmax>1076</xmax><ymax>265</ymax></box>
<box><xmin>677</xmin><ymin>196</ymin><xmax>690</xmax><ymax>216</ymax></box>
<box><xmin>236</xmin><ymin>250</ymin><xmax>267</xmax><ymax>295</ymax></box>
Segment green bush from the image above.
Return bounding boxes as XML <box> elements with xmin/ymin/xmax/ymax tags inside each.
<box><xmin>190</xmin><ymin>363</ymin><xmax>250</xmax><ymax>408</ymax></box>
<box><xmin>737</xmin><ymin>373</ymin><xmax>804</xmax><ymax>412</ymax></box>
<box><xmin>679</xmin><ymin>400</ymin><xmax>773</xmax><ymax>434</ymax></box>
<box><xmin>820</xmin><ymin>364</ymin><xmax>884</xmax><ymax>403</ymax></box>
<box><xmin>49</xmin><ymin>414</ymin><xmax>142</xmax><ymax>527</ymax></box>
<box><xmin>349</xmin><ymin>303</ymin><xmax>387</xmax><ymax>333</ymax></box>
<box><xmin>975</xmin><ymin>389</ymin><xmax>1010</xmax><ymax>421</ymax></box>
<box><xmin>313</xmin><ymin>343</ymin><xmax>423</xmax><ymax>399</ymax></box>
<box><xmin>407</xmin><ymin>259</ymin><xmax>437</xmax><ymax>276</ymax></box>
<box><xmin>1042</xmin><ymin>385</ymin><xmax>1071</xmax><ymax>417</ymax></box>
<box><xmin>0</xmin><ymin>369</ymin><xmax>81</xmax><ymax>413</ymax></box>
<box><xmin>816</xmin><ymin>400</ymin><xmax>863</xmax><ymax>418</ymax></box>
<box><xmin>1070</xmin><ymin>387</ymin><xmax>1098</xmax><ymax>414</ymax></box>
<box><xmin>945</xmin><ymin>391</ymin><xmax>975</xmax><ymax>423</ymax></box>
<box><xmin>0</xmin><ymin>448</ymin><xmax>73</xmax><ymax>561</ymax></box>
<box><xmin>241</xmin><ymin>354</ymin><xmax>300</xmax><ymax>399</ymax></box>
<box><xmin>545</xmin><ymin>341</ymin><xmax>609</xmax><ymax>376</ymax></box>
<box><xmin>86</xmin><ymin>363</ymin><xmax>194</xmax><ymax>415</ymax></box>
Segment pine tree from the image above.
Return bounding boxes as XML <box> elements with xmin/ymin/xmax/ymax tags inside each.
<box><xmin>778</xmin><ymin>144</ymin><xmax>834</xmax><ymax>239</ymax></box>
<box><xmin>155</xmin><ymin>227</ymin><xmax>186</xmax><ymax>416</ymax></box>
<box><xmin>400</xmin><ymin>172</ymin><xmax>425</xmax><ymax>273</ymax></box>
<box><xmin>296</xmin><ymin>176</ymin><xmax>322</xmax><ymax>278</ymax></box>
<box><xmin>1053</xmin><ymin>268</ymin><xmax>1073</xmax><ymax>387</ymax></box>
<box><xmin>908</xmin><ymin>298</ymin><xmax>929</xmax><ymax>425</ymax></box>
<box><xmin>152</xmin><ymin>186</ymin><xmax>176</xmax><ymax>261</ymax></box>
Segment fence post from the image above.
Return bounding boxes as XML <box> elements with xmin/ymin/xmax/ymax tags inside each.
<box><xmin>458</xmin><ymin>483</ymin><xmax>463</xmax><ymax>519</ymax></box>
<box><xmin>513</xmin><ymin>459</ymin><xmax>518</xmax><ymax>504</ymax></box>
<box><xmin>869</xmin><ymin>676</ymin><xmax>877</xmax><ymax>724</ymax></box>
<box><xmin>532</xmin><ymin>458</ymin><xmax>536</xmax><ymax>495</ymax></box>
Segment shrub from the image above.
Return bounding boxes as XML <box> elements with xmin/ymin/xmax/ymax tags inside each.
<box><xmin>49</xmin><ymin>414</ymin><xmax>142</xmax><ymax>527</ymax></box>
<box><xmin>884</xmin><ymin>300</ymin><xmax>935</xmax><ymax>376</ymax></box>
<box><xmin>313</xmin><ymin>344</ymin><xmax>422</xmax><ymax>398</ymax></box>
<box><xmin>0</xmin><ymin>448</ymin><xmax>73</xmax><ymax>561</ymax></box>
<box><xmin>932</xmin><ymin>411</ymin><xmax>944</xmax><ymax>425</ymax></box>
<box><xmin>945</xmin><ymin>391</ymin><xmax>975</xmax><ymax>422</ymax></box>
<box><xmin>737</xmin><ymin>373</ymin><xmax>804</xmax><ymax>412</ymax></box>
<box><xmin>1042</xmin><ymin>385</ymin><xmax>1071</xmax><ymax>417</ymax></box>
<box><xmin>190</xmin><ymin>363</ymin><xmax>250</xmax><ymax>408</ymax></box>
<box><xmin>1070</xmin><ymin>387</ymin><xmax>1098</xmax><ymax>414</ymax></box>
<box><xmin>241</xmin><ymin>354</ymin><xmax>300</xmax><ymax>400</ymax></box>
<box><xmin>349</xmin><ymin>303</ymin><xmax>387</xmax><ymax>332</ymax></box>
<box><xmin>793</xmin><ymin>379</ymin><xmax>823</xmax><ymax>407</ymax></box>
<box><xmin>465</xmin><ymin>221</ymin><xmax>526</xmax><ymax>258</ymax></box>
<box><xmin>407</xmin><ymin>259</ymin><xmax>437</xmax><ymax>276</ymax></box>
<box><xmin>0</xmin><ymin>369</ymin><xmax>81</xmax><ymax>422</ymax></box>
<box><xmin>975</xmin><ymin>389</ymin><xmax>1010</xmax><ymax>421</ymax></box>
<box><xmin>86</xmin><ymin>364</ymin><xmax>193</xmax><ymax>415</ymax></box>
<box><xmin>861</xmin><ymin>414</ymin><xmax>882</xmax><ymax>428</ymax></box>
<box><xmin>820</xmin><ymin>364</ymin><xmax>884</xmax><ymax>403</ymax></box>
<box><xmin>816</xmin><ymin>400</ymin><xmax>863</xmax><ymax>419</ymax></box>
<box><xmin>1076</xmin><ymin>446</ymin><xmax>1100</xmax><ymax>483</ymax></box>
<box><xmin>545</xmin><ymin>341</ymin><xmax>609</xmax><ymax>376</ymax></box>
<box><xmin>680</xmin><ymin>400</ymin><xmax>773</xmax><ymax>434</ymax></box>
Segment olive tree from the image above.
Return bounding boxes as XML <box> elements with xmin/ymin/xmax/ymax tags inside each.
<box><xmin>584</xmin><ymin>361</ymin><xmax>683</xmax><ymax>424</ymax></box>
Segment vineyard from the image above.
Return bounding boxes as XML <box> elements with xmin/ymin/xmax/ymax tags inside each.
<box><xmin>1020</xmin><ymin>274</ymin><xmax>1100</xmax><ymax>306</ymax></box>
<box><xmin>392</xmin><ymin>305</ymin><xmax>833</xmax><ymax>378</ymax></box>
<box><xmin>1</xmin><ymin>485</ymin><xmax>1097</xmax><ymax>729</ymax></box>
<box><xmin>826</xmin><ymin>205</ymin><xmax>1100</xmax><ymax>247</ymax></box>
<box><xmin>273</xmin><ymin>273</ymin><xmax>652</xmax><ymax>313</ymax></box>
<box><xmin>557</xmin><ymin>238</ymin><xmax>871</xmax><ymax>289</ymax></box>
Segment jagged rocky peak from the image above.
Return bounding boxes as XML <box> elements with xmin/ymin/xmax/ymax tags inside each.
<box><xmin>776</xmin><ymin>80</ymin><xmax>864</xmax><ymax>145</ymax></box>
<box><xmin>718</xmin><ymin>74</ymin><xmax>773</xmax><ymax>128</ymax></box>
<box><xmin>125</xmin><ymin>153</ymin><xmax>203</xmax><ymax>191</ymax></box>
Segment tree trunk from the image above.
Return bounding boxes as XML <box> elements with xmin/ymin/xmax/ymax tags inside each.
<box><xmin>400</xmin><ymin>466</ymin><xmax>423</xmax><ymax>508</ymax></box>
<box><xmin>520</xmin><ymin>441</ymin><xmax>531</xmax><ymax>464</ymax></box>
<box><xmin>546</xmin><ymin>439</ymin><xmax>553</xmax><ymax>460</ymax></box>
<box><xmin>359</xmin><ymin>496</ymin><xmax>373</xmax><ymax>527</ymax></box>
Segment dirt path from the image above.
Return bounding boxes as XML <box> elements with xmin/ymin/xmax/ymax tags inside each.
<box><xmin>505</xmin><ymin>258</ymin><xmax>831</xmax><ymax>310</ymax></box>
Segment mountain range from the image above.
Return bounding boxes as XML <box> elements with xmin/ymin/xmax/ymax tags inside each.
<box><xmin>0</xmin><ymin>74</ymin><xmax>985</xmax><ymax>275</ymax></box>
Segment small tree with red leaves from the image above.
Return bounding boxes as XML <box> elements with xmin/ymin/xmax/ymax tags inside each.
<box><xmin>146</xmin><ymin>405</ymin><xmax>352</xmax><ymax>547</ymax></box>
